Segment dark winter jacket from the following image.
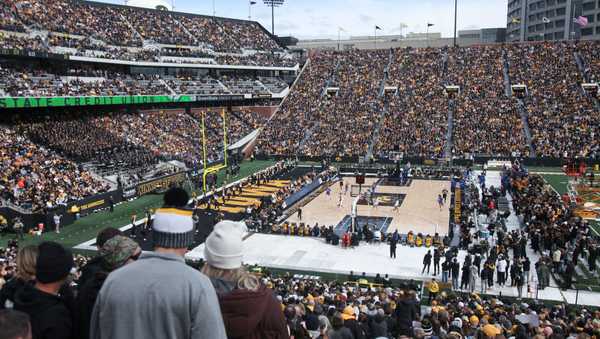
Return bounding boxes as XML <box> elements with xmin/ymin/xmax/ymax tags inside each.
<box><xmin>0</xmin><ymin>277</ymin><xmax>30</xmax><ymax>309</ymax></box>
<box><xmin>394</xmin><ymin>299</ymin><xmax>417</xmax><ymax>329</ymax></box>
<box><xmin>13</xmin><ymin>283</ymin><xmax>73</xmax><ymax>339</ymax></box>
<box><xmin>77</xmin><ymin>256</ymin><xmax>106</xmax><ymax>288</ymax></box>
<box><xmin>76</xmin><ymin>271</ymin><xmax>109</xmax><ymax>339</ymax></box>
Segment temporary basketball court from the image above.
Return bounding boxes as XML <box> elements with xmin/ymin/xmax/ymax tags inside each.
<box><xmin>283</xmin><ymin>176</ymin><xmax>450</xmax><ymax>236</ymax></box>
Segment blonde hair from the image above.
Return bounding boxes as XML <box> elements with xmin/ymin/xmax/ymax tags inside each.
<box><xmin>201</xmin><ymin>264</ymin><xmax>260</xmax><ymax>291</ymax></box>
<box><xmin>16</xmin><ymin>245</ymin><xmax>38</xmax><ymax>281</ymax></box>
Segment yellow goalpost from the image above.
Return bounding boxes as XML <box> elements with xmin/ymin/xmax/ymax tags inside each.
<box><xmin>201</xmin><ymin>108</ymin><xmax>229</xmax><ymax>192</ymax></box>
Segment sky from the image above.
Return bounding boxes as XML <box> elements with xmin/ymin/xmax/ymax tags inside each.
<box><xmin>100</xmin><ymin>0</ymin><xmax>509</xmax><ymax>40</ymax></box>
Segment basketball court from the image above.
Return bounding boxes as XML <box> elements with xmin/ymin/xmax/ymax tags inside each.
<box><xmin>284</xmin><ymin>176</ymin><xmax>450</xmax><ymax>236</ymax></box>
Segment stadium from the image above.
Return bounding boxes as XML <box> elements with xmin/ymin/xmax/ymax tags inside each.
<box><xmin>0</xmin><ymin>0</ymin><xmax>600</xmax><ymax>338</ymax></box>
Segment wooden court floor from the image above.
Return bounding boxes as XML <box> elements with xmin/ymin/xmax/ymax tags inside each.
<box><xmin>284</xmin><ymin>177</ymin><xmax>450</xmax><ymax>235</ymax></box>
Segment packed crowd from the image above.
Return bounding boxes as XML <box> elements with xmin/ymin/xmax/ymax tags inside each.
<box><xmin>506</xmin><ymin>42</ymin><xmax>599</xmax><ymax>158</ymax></box>
<box><xmin>377</xmin><ymin>48</ymin><xmax>448</xmax><ymax>159</ymax></box>
<box><xmin>0</xmin><ymin>126</ymin><xmax>110</xmax><ymax>211</ymax></box>
<box><xmin>0</xmin><ymin>0</ymin><xmax>298</xmax><ymax>67</ymax></box>
<box><xmin>18</xmin><ymin>112</ymin><xmax>159</xmax><ymax>169</ymax></box>
<box><xmin>509</xmin><ymin>171</ymin><xmax>596</xmax><ymax>288</ymax></box>
<box><xmin>302</xmin><ymin>50</ymin><xmax>387</xmax><ymax>157</ymax></box>
<box><xmin>262</xmin><ymin>41</ymin><xmax>600</xmax><ymax>160</ymax></box>
<box><xmin>447</xmin><ymin>46</ymin><xmax>529</xmax><ymax>157</ymax></box>
<box><xmin>0</xmin><ymin>63</ymin><xmax>289</xmax><ymax>97</ymax></box>
<box><xmin>13</xmin><ymin>108</ymin><xmax>265</xmax><ymax>171</ymax></box>
<box><xmin>0</xmin><ymin>106</ymin><xmax>269</xmax><ymax>211</ymax></box>
<box><xmin>0</xmin><ymin>65</ymin><xmax>170</xmax><ymax>97</ymax></box>
<box><xmin>8</xmin><ymin>0</ymin><xmax>280</xmax><ymax>52</ymax></box>
<box><xmin>578</xmin><ymin>40</ymin><xmax>600</xmax><ymax>82</ymax></box>
<box><xmin>258</xmin><ymin>52</ymin><xmax>336</xmax><ymax>155</ymax></box>
<box><xmin>2</xmin><ymin>185</ymin><xmax>600</xmax><ymax>339</ymax></box>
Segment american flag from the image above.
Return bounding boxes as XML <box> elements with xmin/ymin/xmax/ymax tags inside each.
<box><xmin>574</xmin><ymin>16</ymin><xmax>589</xmax><ymax>27</ymax></box>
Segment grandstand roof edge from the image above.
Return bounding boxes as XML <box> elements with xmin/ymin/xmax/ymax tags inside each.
<box><xmin>76</xmin><ymin>0</ymin><xmax>286</xmax><ymax>49</ymax></box>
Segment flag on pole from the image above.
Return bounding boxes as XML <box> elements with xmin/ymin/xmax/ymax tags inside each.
<box><xmin>574</xmin><ymin>16</ymin><xmax>588</xmax><ymax>27</ymax></box>
<box><xmin>250</xmin><ymin>0</ymin><xmax>256</xmax><ymax>4</ymax></box>
<box><xmin>375</xmin><ymin>25</ymin><xmax>382</xmax><ymax>30</ymax></box>
<box><xmin>542</xmin><ymin>17</ymin><xmax>550</xmax><ymax>24</ymax></box>
<box><xmin>339</xmin><ymin>26</ymin><xmax>345</xmax><ymax>32</ymax></box>
<box><xmin>510</xmin><ymin>17</ymin><xmax>521</xmax><ymax>24</ymax></box>
<box><xmin>427</xmin><ymin>23</ymin><xmax>434</xmax><ymax>27</ymax></box>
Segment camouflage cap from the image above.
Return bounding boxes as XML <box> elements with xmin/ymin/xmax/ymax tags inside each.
<box><xmin>100</xmin><ymin>235</ymin><xmax>139</xmax><ymax>269</ymax></box>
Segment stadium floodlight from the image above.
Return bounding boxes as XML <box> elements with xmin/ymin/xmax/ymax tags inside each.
<box><xmin>263</xmin><ymin>0</ymin><xmax>285</xmax><ymax>35</ymax></box>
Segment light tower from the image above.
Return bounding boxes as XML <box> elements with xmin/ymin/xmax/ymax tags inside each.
<box><xmin>263</xmin><ymin>0</ymin><xmax>285</xmax><ymax>36</ymax></box>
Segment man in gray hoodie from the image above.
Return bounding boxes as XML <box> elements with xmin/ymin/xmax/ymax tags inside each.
<box><xmin>90</xmin><ymin>188</ymin><xmax>227</xmax><ymax>339</ymax></box>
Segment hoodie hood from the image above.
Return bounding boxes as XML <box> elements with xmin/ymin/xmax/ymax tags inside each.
<box><xmin>13</xmin><ymin>283</ymin><xmax>73</xmax><ymax>339</ymax></box>
<box><xmin>13</xmin><ymin>283</ymin><xmax>63</xmax><ymax>316</ymax></box>
<box><xmin>0</xmin><ymin>278</ymin><xmax>30</xmax><ymax>308</ymax></box>
<box><xmin>217</xmin><ymin>285</ymin><xmax>277</xmax><ymax>338</ymax></box>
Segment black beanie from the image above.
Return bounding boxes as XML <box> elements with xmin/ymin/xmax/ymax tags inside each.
<box><xmin>36</xmin><ymin>242</ymin><xmax>74</xmax><ymax>284</ymax></box>
<box><xmin>163</xmin><ymin>187</ymin><xmax>189</xmax><ymax>208</ymax></box>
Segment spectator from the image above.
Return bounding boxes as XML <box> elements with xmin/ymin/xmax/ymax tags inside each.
<box><xmin>428</xmin><ymin>278</ymin><xmax>439</xmax><ymax>302</ymax></box>
<box><xmin>0</xmin><ymin>245</ymin><xmax>38</xmax><ymax>310</ymax></box>
<box><xmin>0</xmin><ymin>309</ymin><xmax>32</xmax><ymax>339</ymax></box>
<box><xmin>202</xmin><ymin>220</ymin><xmax>288</xmax><ymax>339</ymax></box>
<box><xmin>13</xmin><ymin>242</ymin><xmax>74</xmax><ymax>339</ymax></box>
<box><xmin>77</xmin><ymin>227</ymin><xmax>123</xmax><ymax>287</ymax></box>
<box><xmin>328</xmin><ymin>312</ymin><xmax>353</xmax><ymax>339</ymax></box>
<box><xmin>90</xmin><ymin>188</ymin><xmax>227</xmax><ymax>339</ymax></box>
<box><xmin>76</xmin><ymin>236</ymin><xmax>140</xmax><ymax>339</ymax></box>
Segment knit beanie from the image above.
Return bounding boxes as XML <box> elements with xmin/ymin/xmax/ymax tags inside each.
<box><xmin>36</xmin><ymin>242</ymin><xmax>74</xmax><ymax>284</ymax></box>
<box><xmin>101</xmin><ymin>235</ymin><xmax>139</xmax><ymax>269</ymax></box>
<box><xmin>204</xmin><ymin>220</ymin><xmax>247</xmax><ymax>269</ymax></box>
<box><xmin>152</xmin><ymin>208</ymin><xmax>195</xmax><ymax>248</ymax></box>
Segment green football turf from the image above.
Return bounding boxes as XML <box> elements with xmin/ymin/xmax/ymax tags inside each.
<box><xmin>0</xmin><ymin>160</ymin><xmax>275</xmax><ymax>249</ymax></box>
<box><xmin>540</xmin><ymin>173</ymin><xmax>570</xmax><ymax>195</ymax></box>
<box><xmin>540</xmin><ymin>173</ymin><xmax>600</xmax><ymax>236</ymax></box>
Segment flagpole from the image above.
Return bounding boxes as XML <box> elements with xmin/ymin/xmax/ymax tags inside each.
<box><xmin>374</xmin><ymin>26</ymin><xmax>377</xmax><ymax>49</ymax></box>
<box><xmin>338</xmin><ymin>28</ymin><xmax>341</xmax><ymax>51</ymax></box>
<box><xmin>426</xmin><ymin>23</ymin><xmax>429</xmax><ymax>47</ymax></box>
<box><xmin>453</xmin><ymin>0</ymin><xmax>458</xmax><ymax>47</ymax></box>
<box><xmin>249</xmin><ymin>0</ymin><xmax>251</xmax><ymax>19</ymax></box>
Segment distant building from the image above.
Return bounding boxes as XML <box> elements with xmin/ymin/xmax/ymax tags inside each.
<box><xmin>291</xmin><ymin>28</ymin><xmax>505</xmax><ymax>50</ymax></box>
<box><xmin>507</xmin><ymin>0</ymin><xmax>600</xmax><ymax>42</ymax></box>
<box><xmin>277</xmin><ymin>36</ymin><xmax>299</xmax><ymax>46</ymax></box>
<box><xmin>459</xmin><ymin>28</ymin><xmax>506</xmax><ymax>43</ymax></box>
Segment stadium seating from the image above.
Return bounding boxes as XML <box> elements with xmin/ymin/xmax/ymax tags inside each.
<box><xmin>0</xmin><ymin>126</ymin><xmax>110</xmax><ymax>211</ymax></box>
<box><xmin>0</xmin><ymin>0</ymin><xmax>297</xmax><ymax>67</ymax></box>
<box><xmin>261</xmin><ymin>41</ymin><xmax>600</xmax><ymax>160</ymax></box>
<box><xmin>507</xmin><ymin>42</ymin><xmax>599</xmax><ymax>158</ymax></box>
<box><xmin>0</xmin><ymin>64</ymin><xmax>289</xmax><ymax>97</ymax></box>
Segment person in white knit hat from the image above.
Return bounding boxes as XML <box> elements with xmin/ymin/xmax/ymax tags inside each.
<box><xmin>91</xmin><ymin>187</ymin><xmax>226</xmax><ymax>339</ymax></box>
<box><xmin>202</xmin><ymin>220</ymin><xmax>288</xmax><ymax>339</ymax></box>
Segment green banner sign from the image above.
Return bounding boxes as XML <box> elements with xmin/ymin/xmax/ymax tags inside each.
<box><xmin>0</xmin><ymin>95</ymin><xmax>194</xmax><ymax>108</ymax></box>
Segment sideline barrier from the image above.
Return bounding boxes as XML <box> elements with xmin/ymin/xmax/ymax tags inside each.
<box><xmin>283</xmin><ymin>178</ymin><xmax>323</xmax><ymax>209</ymax></box>
<box><xmin>0</xmin><ymin>189</ymin><xmax>122</xmax><ymax>231</ymax></box>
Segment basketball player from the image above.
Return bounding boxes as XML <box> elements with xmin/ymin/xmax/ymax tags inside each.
<box><xmin>393</xmin><ymin>198</ymin><xmax>400</xmax><ymax>212</ymax></box>
<box><xmin>337</xmin><ymin>191</ymin><xmax>344</xmax><ymax>207</ymax></box>
<box><xmin>344</xmin><ymin>182</ymin><xmax>349</xmax><ymax>195</ymax></box>
<box><xmin>326</xmin><ymin>186</ymin><xmax>332</xmax><ymax>199</ymax></box>
<box><xmin>373</xmin><ymin>197</ymin><xmax>379</xmax><ymax>209</ymax></box>
<box><xmin>437</xmin><ymin>194</ymin><xmax>444</xmax><ymax>211</ymax></box>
